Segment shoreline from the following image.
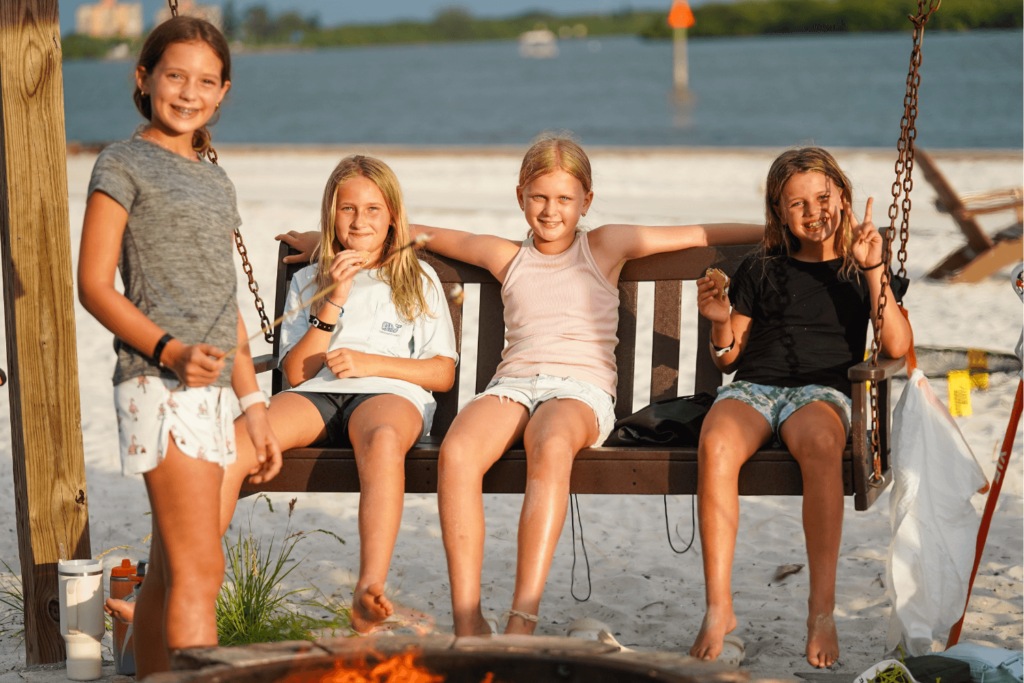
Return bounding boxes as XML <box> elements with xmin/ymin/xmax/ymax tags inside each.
<box><xmin>62</xmin><ymin>27</ymin><xmax>1024</xmax><ymax>62</ymax></box>
<box><xmin>64</xmin><ymin>142</ymin><xmax>1024</xmax><ymax>160</ymax></box>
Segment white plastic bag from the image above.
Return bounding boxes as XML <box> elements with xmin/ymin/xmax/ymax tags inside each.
<box><xmin>885</xmin><ymin>368</ymin><xmax>987</xmax><ymax>655</ymax></box>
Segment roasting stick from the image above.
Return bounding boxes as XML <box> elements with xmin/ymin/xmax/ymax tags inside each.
<box><xmin>171</xmin><ymin>236</ymin><xmax>436</xmax><ymax>392</ymax></box>
<box><xmin>220</xmin><ymin>280</ymin><xmax>341</xmax><ymax>361</ymax></box>
<box><xmin>172</xmin><ymin>236</ymin><xmax>437</xmax><ymax>391</ymax></box>
<box><xmin>225</xmin><ymin>235</ymin><xmax>432</xmax><ymax>360</ymax></box>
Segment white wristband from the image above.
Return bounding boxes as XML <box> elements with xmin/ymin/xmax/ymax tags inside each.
<box><xmin>238</xmin><ymin>391</ymin><xmax>269</xmax><ymax>413</ymax></box>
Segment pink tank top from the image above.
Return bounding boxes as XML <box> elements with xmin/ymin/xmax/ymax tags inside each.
<box><xmin>494</xmin><ymin>232</ymin><xmax>619</xmax><ymax>397</ymax></box>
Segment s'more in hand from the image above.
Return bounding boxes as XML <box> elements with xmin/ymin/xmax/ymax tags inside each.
<box><xmin>705</xmin><ymin>267</ymin><xmax>730</xmax><ymax>302</ymax></box>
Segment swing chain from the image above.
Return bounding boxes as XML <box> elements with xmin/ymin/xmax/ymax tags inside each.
<box><xmin>868</xmin><ymin>0</ymin><xmax>940</xmax><ymax>486</ymax></box>
<box><xmin>165</xmin><ymin>0</ymin><xmax>274</xmax><ymax>343</ymax></box>
<box><xmin>235</xmin><ymin>229</ymin><xmax>274</xmax><ymax>343</ymax></box>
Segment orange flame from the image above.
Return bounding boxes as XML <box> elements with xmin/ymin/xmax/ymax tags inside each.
<box><xmin>279</xmin><ymin>650</ymin><xmax>498</xmax><ymax>683</ymax></box>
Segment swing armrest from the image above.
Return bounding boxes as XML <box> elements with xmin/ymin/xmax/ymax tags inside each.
<box><xmin>253</xmin><ymin>354</ymin><xmax>278</xmax><ymax>375</ymax></box>
<box><xmin>848</xmin><ymin>356</ymin><xmax>906</xmax><ymax>383</ymax></box>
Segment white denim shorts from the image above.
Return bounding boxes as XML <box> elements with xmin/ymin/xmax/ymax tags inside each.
<box><xmin>473</xmin><ymin>374</ymin><xmax>616</xmax><ymax>447</ymax></box>
<box><xmin>114</xmin><ymin>376</ymin><xmax>236</xmax><ymax>476</ymax></box>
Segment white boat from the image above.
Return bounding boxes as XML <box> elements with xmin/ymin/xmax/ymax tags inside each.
<box><xmin>519</xmin><ymin>29</ymin><xmax>558</xmax><ymax>59</ymax></box>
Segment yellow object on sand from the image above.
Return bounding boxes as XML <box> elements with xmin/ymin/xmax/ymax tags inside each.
<box><xmin>948</xmin><ymin>369</ymin><xmax>973</xmax><ymax>417</ymax></box>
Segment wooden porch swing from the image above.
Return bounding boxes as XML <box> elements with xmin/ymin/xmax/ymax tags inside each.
<box><xmin>235</xmin><ymin>2</ymin><xmax>942</xmax><ymax>511</ymax></box>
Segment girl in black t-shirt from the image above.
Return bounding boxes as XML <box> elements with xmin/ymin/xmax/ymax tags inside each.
<box><xmin>690</xmin><ymin>148</ymin><xmax>911</xmax><ymax>668</ymax></box>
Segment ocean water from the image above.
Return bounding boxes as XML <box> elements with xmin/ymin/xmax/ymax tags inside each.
<box><xmin>62</xmin><ymin>30</ymin><xmax>1023</xmax><ymax>148</ymax></box>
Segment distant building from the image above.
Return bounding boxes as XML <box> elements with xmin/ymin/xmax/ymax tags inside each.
<box><xmin>155</xmin><ymin>1</ymin><xmax>223</xmax><ymax>31</ymax></box>
<box><xmin>75</xmin><ymin>0</ymin><xmax>142</xmax><ymax>38</ymax></box>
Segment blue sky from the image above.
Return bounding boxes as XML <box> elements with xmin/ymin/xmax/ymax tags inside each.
<box><xmin>59</xmin><ymin>1</ymin><xmax>720</xmax><ymax>34</ymax></box>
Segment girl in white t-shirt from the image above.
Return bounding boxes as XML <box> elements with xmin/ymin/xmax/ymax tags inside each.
<box><xmin>221</xmin><ymin>155</ymin><xmax>458</xmax><ymax>633</ymax></box>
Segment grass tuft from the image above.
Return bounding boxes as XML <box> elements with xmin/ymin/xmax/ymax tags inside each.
<box><xmin>216</xmin><ymin>495</ymin><xmax>347</xmax><ymax>645</ymax></box>
<box><xmin>0</xmin><ymin>558</ymin><xmax>24</xmax><ymax>644</ymax></box>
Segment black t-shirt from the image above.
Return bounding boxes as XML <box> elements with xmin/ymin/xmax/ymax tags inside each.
<box><xmin>729</xmin><ymin>254</ymin><xmax>872</xmax><ymax>397</ymax></box>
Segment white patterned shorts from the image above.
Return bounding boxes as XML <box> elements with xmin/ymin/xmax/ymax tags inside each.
<box><xmin>473</xmin><ymin>374</ymin><xmax>616</xmax><ymax>447</ymax></box>
<box><xmin>114</xmin><ymin>376</ymin><xmax>236</xmax><ymax>476</ymax></box>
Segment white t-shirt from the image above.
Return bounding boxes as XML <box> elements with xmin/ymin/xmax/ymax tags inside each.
<box><xmin>280</xmin><ymin>262</ymin><xmax>459</xmax><ymax>433</ymax></box>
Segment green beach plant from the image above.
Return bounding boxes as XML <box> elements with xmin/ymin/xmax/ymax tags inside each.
<box><xmin>215</xmin><ymin>495</ymin><xmax>347</xmax><ymax>646</ymax></box>
<box><xmin>0</xmin><ymin>558</ymin><xmax>24</xmax><ymax>644</ymax></box>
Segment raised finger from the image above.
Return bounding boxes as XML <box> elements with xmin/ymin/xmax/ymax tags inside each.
<box><xmin>863</xmin><ymin>197</ymin><xmax>874</xmax><ymax>225</ymax></box>
<box><xmin>844</xmin><ymin>198</ymin><xmax>859</xmax><ymax>229</ymax></box>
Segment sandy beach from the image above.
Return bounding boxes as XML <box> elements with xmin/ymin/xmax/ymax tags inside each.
<box><xmin>0</xmin><ymin>146</ymin><xmax>1020</xmax><ymax>679</ymax></box>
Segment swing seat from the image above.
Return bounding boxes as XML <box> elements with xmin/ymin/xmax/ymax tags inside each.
<box><xmin>245</xmin><ymin>243</ymin><xmax>903</xmax><ymax>511</ymax></box>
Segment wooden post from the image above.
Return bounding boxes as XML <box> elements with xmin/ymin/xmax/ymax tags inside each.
<box><xmin>0</xmin><ymin>0</ymin><xmax>91</xmax><ymax>665</ymax></box>
<box><xmin>673</xmin><ymin>27</ymin><xmax>689</xmax><ymax>91</ymax></box>
<box><xmin>667</xmin><ymin>1</ymin><xmax>695</xmax><ymax>92</ymax></box>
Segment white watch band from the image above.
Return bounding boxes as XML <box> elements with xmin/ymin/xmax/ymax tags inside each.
<box><xmin>712</xmin><ymin>340</ymin><xmax>735</xmax><ymax>358</ymax></box>
<box><xmin>238</xmin><ymin>391</ymin><xmax>269</xmax><ymax>413</ymax></box>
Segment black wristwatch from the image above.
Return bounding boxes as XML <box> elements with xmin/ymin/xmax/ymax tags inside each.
<box><xmin>711</xmin><ymin>338</ymin><xmax>735</xmax><ymax>358</ymax></box>
<box><xmin>308</xmin><ymin>314</ymin><xmax>336</xmax><ymax>332</ymax></box>
<box><xmin>153</xmin><ymin>333</ymin><xmax>174</xmax><ymax>368</ymax></box>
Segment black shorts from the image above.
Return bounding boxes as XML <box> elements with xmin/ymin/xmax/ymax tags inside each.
<box><xmin>291</xmin><ymin>392</ymin><xmax>381</xmax><ymax>447</ymax></box>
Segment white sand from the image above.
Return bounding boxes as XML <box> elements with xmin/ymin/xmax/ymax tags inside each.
<box><xmin>0</xmin><ymin>147</ymin><xmax>1020</xmax><ymax>678</ymax></box>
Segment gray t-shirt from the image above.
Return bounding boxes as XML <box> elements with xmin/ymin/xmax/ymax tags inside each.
<box><xmin>87</xmin><ymin>137</ymin><xmax>241</xmax><ymax>387</ymax></box>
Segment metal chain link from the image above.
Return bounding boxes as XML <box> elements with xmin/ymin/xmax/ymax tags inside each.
<box><xmin>234</xmin><ymin>228</ymin><xmax>274</xmax><ymax>343</ymax></box>
<box><xmin>166</xmin><ymin>0</ymin><xmax>274</xmax><ymax>343</ymax></box>
<box><xmin>868</xmin><ymin>0</ymin><xmax>940</xmax><ymax>486</ymax></box>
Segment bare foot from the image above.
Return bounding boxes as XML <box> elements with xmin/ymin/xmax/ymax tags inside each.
<box><xmin>104</xmin><ymin>598</ymin><xmax>135</xmax><ymax>625</ymax></box>
<box><xmin>350</xmin><ymin>583</ymin><xmax>394</xmax><ymax>634</ymax></box>
<box><xmin>689</xmin><ymin>604</ymin><xmax>738</xmax><ymax>661</ymax></box>
<box><xmin>806</xmin><ymin>611</ymin><xmax>840</xmax><ymax>668</ymax></box>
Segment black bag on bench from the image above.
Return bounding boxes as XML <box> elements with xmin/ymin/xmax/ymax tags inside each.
<box><xmin>603</xmin><ymin>393</ymin><xmax>716</xmax><ymax>447</ymax></box>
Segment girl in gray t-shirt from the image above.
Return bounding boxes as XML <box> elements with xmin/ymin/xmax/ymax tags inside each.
<box><xmin>77</xmin><ymin>17</ymin><xmax>279</xmax><ymax>678</ymax></box>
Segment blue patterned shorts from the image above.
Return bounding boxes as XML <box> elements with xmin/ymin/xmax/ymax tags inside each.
<box><xmin>714</xmin><ymin>380</ymin><xmax>852</xmax><ymax>437</ymax></box>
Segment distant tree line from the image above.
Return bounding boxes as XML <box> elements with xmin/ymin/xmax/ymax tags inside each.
<box><xmin>221</xmin><ymin>1</ymin><xmax>321</xmax><ymax>44</ymax></box>
<box><xmin>62</xmin><ymin>0</ymin><xmax>1022</xmax><ymax>60</ymax></box>
<box><xmin>296</xmin><ymin>7</ymin><xmax>659</xmax><ymax>48</ymax></box>
<box><xmin>640</xmin><ymin>0</ymin><xmax>1022</xmax><ymax>38</ymax></box>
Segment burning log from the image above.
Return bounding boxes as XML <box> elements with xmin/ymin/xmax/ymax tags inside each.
<box><xmin>165</xmin><ymin>634</ymin><xmax>749</xmax><ymax>683</ymax></box>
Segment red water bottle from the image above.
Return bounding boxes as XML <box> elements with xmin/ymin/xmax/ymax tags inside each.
<box><xmin>109</xmin><ymin>559</ymin><xmax>142</xmax><ymax>675</ymax></box>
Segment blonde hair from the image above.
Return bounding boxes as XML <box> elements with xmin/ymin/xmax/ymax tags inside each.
<box><xmin>519</xmin><ymin>133</ymin><xmax>593</xmax><ymax>238</ymax></box>
<box><xmin>313</xmin><ymin>155</ymin><xmax>434</xmax><ymax>321</ymax></box>
<box><xmin>519</xmin><ymin>133</ymin><xmax>593</xmax><ymax>193</ymax></box>
<box><xmin>763</xmin><ymin>147</ymin><xmax>858</xmax><ymax>280</ymax></box>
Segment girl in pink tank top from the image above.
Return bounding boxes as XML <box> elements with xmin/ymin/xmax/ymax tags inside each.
<box><xmin>411</xmin><ymin>136</ymin><xmax>765</xmax><ymax>638</ymax></box>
